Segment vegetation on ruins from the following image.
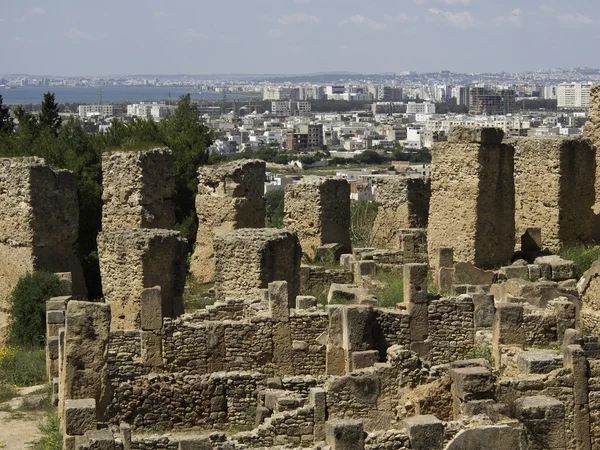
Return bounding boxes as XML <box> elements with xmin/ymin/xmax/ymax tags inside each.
<box><xmin>0</xmin><ymin>95</ymin><xmax>14</xmax><ymax>134</ymax></box>
<box><xmin>0</xmin><ymin>93</ymin><xmax>213</xmax><ymax>298</ymax></box>
<box><xmin>33</xmin><ymin>409</ymin><xmax>62</xmax><ymax>450</ymax></box>
<box><xmin>350</xmin><ymin>200</ymin><xmax>379</xmax><ymax>247</ymax></box>
<box><xmin>265</xmin><ymin>190</ymin><xmax>285</xmax><ymax>228</ymax></box>
<box><xmin>371</xmin><ymin>269</ymin><xmax>404</xmax><ymax>308</ymax></box>
<box><xmin>8</xmin><ymin>272</ymin><xmax>68</xmax><ymax>348</ymax></box>
<box><xmin>559</xmin><ymin>245</ymin><xmax>600</xmax><ymax>279</ymax></box>
<box><xmin>0</xmin><ymin>345</ymin><xmax>46</xmax><ymax>387</ymax></box>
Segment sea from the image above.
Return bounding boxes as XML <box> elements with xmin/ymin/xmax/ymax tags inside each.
<box><xmin>0</xmin><ymin>86</ymin><xmax>254</xmax><ymax>105</ymax></box>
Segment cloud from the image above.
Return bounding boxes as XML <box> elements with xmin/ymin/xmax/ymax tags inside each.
<box><xmin>427</xmin><ymin>8</ymin><xmax>479</xmax><ymax>29</ymax></box>
<box><xmin>494</xmin><ymin>8</ymin><xmax>523</xmax><ymax>28</ymax></box>
<box><xmin>29</xmin><ymin>7</ymin><xmax>46</xmax><ymax>14</ymax></box>
<box><xmin>348</xmin><ymin>15</ymin><xmax>386</xmax><ymax>31</ymax></box>
<box><xmin>64</xmin><ymin>28</ymin><xmax>93</xmax><ymax>39</ymax></box>
<box><xmin>415</xmin><ymin>0</ymin><xmax>471</xmax><ymax>6</ymax></box>
<box><xmin>294</xmin><ymin>0</ymin><xmax>312</xmax><ymax>3</ymax></box>
<box><xmin>539</xmin><ymin>4</ymin><xmax>554</xmax><ymax>14</ymax></box>
<box><xmin>277</xmin><ymin>13</ymin><xmax>321</xmax><ymax>25</ymax></box>
<box><xmin>183</xmin><ymin>28</ymin><xmax>206</xmax><ymax>39</ymax></box>
<box><xmin>383</xmin><ymin>13</ymin><xmax>418</xmax><ymax>23</ymax></box>
<box><xmin>153</xmin><ymin>11</ymin><xmax>168</xmax><ymax>17</ymax></box>
<box><xmin>557</xmin><ymin>13</ymin><xmax>593</xmax><ymax>26</ymax></box>
<box><xmin>266</xmin><ymin>28</ymin><xmax>284</xmax><ymax>39</ymax></box>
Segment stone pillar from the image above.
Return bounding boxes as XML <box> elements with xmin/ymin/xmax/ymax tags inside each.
<box><xmin>269</xmin><ymin>281</ymin><xmax>293</xmax><ymax>376</ymax></box>
<box><xmin>284</xmin><ymin>177</ymin><xmax>351</xmax><ymax>259</ymax></box>
<box><xmin>310</xmin><ymin>388</ymin><xmax>327</xmax><ymax>442</ymax></box>
<box><xmin>403</xmin><ymin>415</ymin><xmax>444</xmax><ymax>450</ymax></box>
<box><xmin>492</xmin><ymin>303</ymin><xmax>525</xmax><ymax>371</ymax></box>
<box><xmin>325</xmin><ymin>420</ymin><xmax>365</xmax><ymax>450</ymax></box>
<box><xmin>190</xmin><ymin>159</ymin><xmax>266</xmax><ymax>282</ymax></box>
<box><xmin>46</xmin><ymin>296</ymin><xmax>70</xmax><ymax>382</ymax></box>
<box><xmin>59</xmin><ymin>301</ymin><xmax>111</xmax><ymax>423</ymax></box>
<box><xmin>0</xmin><ymin>157</ymin><xmax>87</xmax><ymax>345</ymax></box>
<box><xmin>213</xmin><ymin>228</ymin><xmax>302</xmax><ymax>301</ymax></box>
<box><xmin>584</xmin><ymin>85</ymin><xmax>600</xmax><ymax>240</ymax></box>
<box><xmin>564</xmin><ymin>344</ymin><xmax>591</xmax><ymax>450</ymax></box>
<box><xmin>514</xmin><ymin>137</ymin><xmax>595</xmax><ymax>252</ymax></box>
<box><xmin>428</xmin><ymin>127</ymin><xmax>515</xmax><ymax>269</ymax></box>
<box><xmin>450</xmin><ymin>365</ymin><xmax>494</xmax><ymax>419</ymax></box>
<box><xmin>98</xmin><ymin>229</ymin><xmax>187</xmax><ymax>330</ymax></box>
<box><xmin>371</xmin><ymin>177</ymin><xmax>431</xmax><ymax>249</ymax></box>
<box><xmin>101</xmin><ymin>148</ymin><xmax>175</xmax><ymax>233</ymax></box>
<box><xmin>404</xmin><ymin>264</ymin><xmax>429</xmax><ymax>356</ymax></box>
<box><xmin>515</xmin><ymin>396</ymin><xmax>566</xmax><ymax>450</ymax></box>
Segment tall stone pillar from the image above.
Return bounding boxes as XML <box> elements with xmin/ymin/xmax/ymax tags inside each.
<box><xmin>428</xmin><ymin>127</ymin><xmax>515</xmax><ymax>269</ymax></box>
<box><xmin>190</xmin><ymin>159</ymin><xmax>266</xmax><ymax>282</ymax></box>
<box><xmin>284</xmin><ymin>177</ymin><xmax>351</xmax><ymax>259</ymax></box>
<box><xmin>583</xmin><ymin>85</ymin><xmax>600</xmax><ymax>239</ymax></box>
<box><xmin>514</xmin><ymin>137</ymin><xmax>595</xmax><ymax>252</ymax></box>
<box><xmin>0</xmin><ymin>158</ymin><xmax>86</xmax><ymax>345</ymax></box>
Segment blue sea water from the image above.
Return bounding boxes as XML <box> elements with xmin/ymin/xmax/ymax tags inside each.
<box><xmin>0</xmin><ymin>86</ymin><xmax>253</xmax><ymax>105</ymax></box>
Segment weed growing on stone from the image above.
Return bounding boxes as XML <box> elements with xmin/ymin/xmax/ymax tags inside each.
<box><xmin>372</xmin><ymin>269</ymin><xmax>404</xmax><ymax>308</ymax></box>
<box><xmin>0</xmin><ymin>383</ymin><xmax>17</xmax><ymax>404</ymax></box>
<box><xmin>559</xmin><ymin>244</ymin><xmax>600</xmax><ymax>279</ymax></box>
<box><xmin>182</xmin><ymin>277</ymin><xmax>216</xmax><ymax>311</ymax></box>
<box><xmin>301</xmin><ymin>282</ymin><xmax>329</xmax><ymax>306</ymax></box>
<box><xmin>32</xmin><ymin>407</ymin><xmax>62</xmax><ymax>450</ymax></box>
<box><xmin>0</xmin><ymin>346</ymin><xmax>46</xmax><ymax>387</ymax></box>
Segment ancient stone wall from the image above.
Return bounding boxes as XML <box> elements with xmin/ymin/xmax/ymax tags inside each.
<box><xmin>428</xmin><ymin>296</ymin><xmax>475</xmax><ymax>365</ymax></box>
<box><xmin>98</xmin><ymin>229</ymin><xmax>187</xmax><ymax>330</ymax></box>
<box><xmin>101</xmin><ymin>149</ymin><xmax>175</xmax><ymax>233</ymax></box>
<box><xmin>428</xmin><ymin>127</ymin><xmax>515</xmax><ymax>269</ymax></box>
<box><xmin>514</xmin><ymin>137</ymin><xmax>595</xmax><ymax>252</ymax></box>
<box><xmin>214</xmin><ymin>228</ymin><xmax>302</xmax><ymax>301</ymax></box>
<box><xmin>372</xmin><ymin>177</ymin><xmax>430</xmax><ymax>249</ymax></box>
<box><xmin>584</xmin><ymin>85</ymin><xmax>600</xmax><ymax>239</ymax></box>
<box><xmin>0</xmin><ymin>157</ymin><xmax>86</xmax><ymax>344</ymax></box>
<box><xmin>284</xmin><ymin>177</ymin><xmax>351</xmax><ymax>258</ymax></box>
<box><xmin>190</xmin><ymin>159</ymin><xmax>266</xmax><ymax>282</ymax></box>
<box><xmin>300</xmin><ymin>265</ymin><xmax>354</xmax><ymax>292</ymax></box>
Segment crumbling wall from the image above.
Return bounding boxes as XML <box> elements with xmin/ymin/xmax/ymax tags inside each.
<box><xmin>514</xmin><ymin>137</ymin><xmax>595</xmax><ymax>252</ymax></box>
<box><xmin>584</xmin><ymin>85</ymin><xmax>600</xmax><ymax>239</ymax></box>
<box><xmin>428</xmin><ymin>127</ymin><xmax>515</xmax><ymax>269</ymax></box>
<box><xmin>98</xmin><ymin>229</ymin><xmax>187</xmax><ymax>330</ymax></box>
<box><xmin>101</xmin><ymin>149</ymin><xmax>175</xmax><ymax>233</ymax></box>
<box><xmin>0</xmin><ymin>157</ymin><xmax>86</xmax><ymax>345</ymax></box>
<box><xmin>190</xmin><ymin>159</ymin><xmax>266</xmax><ymax>282</ymax></box>
<box><xmin>372</xmin><ymin>177</ymin><xmax>430</xmax><ymax>249</ymax></box>
<box><xmin>428</xmin><ymin>296</ymin><xmax>475</xmax><ymax>365</ymax></box>
<box><xmin>284</xmin><ymin>177</ymin><xmax>351</xmax><ymax>258</ymax></box>
<box><xmin>213</xmin><ymin>228</ymin><xmax>302</xmax><ymax>301</ymax></box>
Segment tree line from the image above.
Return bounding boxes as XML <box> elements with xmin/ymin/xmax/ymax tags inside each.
<box><xmin>0</xmin><ymin>93</ymin><xmax>213</xmax><ymax>298</ymax></box>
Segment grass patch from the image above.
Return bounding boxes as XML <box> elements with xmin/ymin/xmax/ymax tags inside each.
<box><xmin>32</xmin><ymin>407</ymin><xmax>62</xmax><ymax>450</ymax></box>
<box><xmin>329</xmin><ymin>295</ymin><xmax>355</xmax><ymax>305</ymax></box>
<box><xmin>372</xmin><ymin>268</ymin><xmax>404</xmax><ymax>308</ymax></box>
<box><xmin>182</xmin><ymin>277</ymin><xmax>216</xmax><ymax>312</ymax></box>
<box><xmin>0</xmin><ymin>383</ymin><xmax>18</xmax><ymax>403</ymax></box>
<box><xmin>0</xmin><ymin>346</ymin><xmax>46</xmax><ymax>387</ymax></box>
<box><xmin>464</xmin><ymin>342</ymin><xmax>494</xmax><ymax>367</ymax></box>
<box><xmin>559</xmin><ymin>245</ymin><xmax>600</xmax><ymax>279</ymax></box>
<box><xmin>301</xmin><ymin>283</ymin><xmax>329</xmax><ymax>306</ymax></box>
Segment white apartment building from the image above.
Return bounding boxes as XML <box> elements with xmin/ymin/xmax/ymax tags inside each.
<box><xmin>407</xmin><ymin>102</ymin><xmax>436</xmax><ymax>115</ymax></box>
<box><xmin>557</xmin><ymin>82</ymin><xmax>592</xmax><ymax>109</ymax></box>
<box><xmin>271</xmin><ymin>101</ymin><xmax>311</xmax><ymax>116</ymax></box>
<box><xmin>126</xmin><ymin>102</ymin><xmax>174</xmax><ymax>120</ymax></box>
<box><xmin>78</xmin><ymin>104</ymin><xmax>117</xmax><ymax>118</ymax></box>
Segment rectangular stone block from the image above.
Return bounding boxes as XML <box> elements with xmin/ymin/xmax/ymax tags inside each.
<box><xmin>517</xmin><ymin>350</ymin><xmax>562</xmax><ymax>375</ymax></box>
<box><xmin>47</xmin><ymin>310</ymin><xmax>65</xmax><ymax>325</ymax></box>
<box><xmin>64</xmin><ymin>398</ymin><xmax>96</xmax><ymax>436</ymax></box>
<box><xmin>448</xmin><ymin>126</ymin><xmax>504</xmax><ymax>144</ymax></box>
<box><xmin>436</xmin><ymin>247</ymin><xmax>454</xmax><ymax>269</ymax></box>
<box><xmin>85</xmin><ymin>429</ymin><xmax>115</xmax><ymax>450</ymax></box>
<box><xmin>47</xmin><ymin>296</ymin><xmax>71</xmax><ymax>311</ymax></box>
<box><xmin>504</xmin><ymin>265</ymin><xmax>529</xmax><ymax>280</ymax></box>
<box><xmin>310</xmin><ymin>388</ymin><xmax>327</xmax><ymax>442</ymax></box>
<box><xmin>269</xmin><ymin>281</ymin><xmax>290</xmax><ymax>322</ymax></box>
<box><xmin>296</xmin><ymin>295</ymin><xmax>317</xmax><ymax>310</ymax></box>
<box><xmin>403</xmin><ymin>415</ymin><xmax>444</xmax><ymax>450</ymax></box>
<box><xmin>140</xmin><ymin>331</ymin><xmax>162</xmax><ymax>368</ymax></box>
<box><xmin>438</xmin><ymin>267</ymin><xmax>454</xmax><ymax>293</ymax></box>
<box><xmin>140</xmin><ymin>286</ymin><xmax>163</xmax><ymax>331</ymax></box>
<box><xmin>472</xmin><ymin>294</ymin><xmax>495</xmax><ymax>329</ymax></box>
<box><xmin>325</xmin><ymin>420</ymin><xmax>364</xmax><ymax>450</ymax></box>
<box><xmin>450</xmin><ymin>367</ymin><xmax>494</xmax><ymax>401</ymax></box>
<box><xmin>352</xmin><ymin>350</ymin><xmax>379</xmax><ymax>370</ymax></box>
<box><xmin>404</xmin><ymin>263</ymin><xmax>428</xmax><ymax>304</ymax></box>
<box><xmin>408</xmin><ymin>302</ymin><xmax>428</xmax><ymax>342</ymax></box>
<box><xmin>493</xmin><ymin>303</ymin><xmax>524</xmax><ymax>346</ymax></box>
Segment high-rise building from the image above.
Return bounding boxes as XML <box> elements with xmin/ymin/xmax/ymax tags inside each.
<box><xmin>557</xmin><ymin>82</ymin><xmax>591</xmax><ymax>109</ymax></box>
<box><xmin>469</xmin><ymin>88</ymin><xmax>515</xmax><ymax>115</ymax></box>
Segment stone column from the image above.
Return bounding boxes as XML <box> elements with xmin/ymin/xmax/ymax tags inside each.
<box><xmin>284</xmin><ymin>177</ymin><xmax>351</xmax><ymax>259</ymax></box>
<box><xmin>515</xmin><ymin>396</ymin><xmax>566</xmax><ymax>450</ymax></box>
<box><xmin>98</xmin><ymin>229</ymin><xmax>187</xmax><ymax>330</ymax></box>
<box><xmin>514</xmin><ymin>137</ymin><xmax>595</xmax><ymax>252</ymax></box>
<box><xmin>190</xmin><ymin>159</ymin><xmax>266</xmax><ymax>282</ymax></box>
<box><xmin>213</xmin><ymin>228</ymin><xmax>302</xmax><ymax>302</ymax></box>
<box><xmin>564</xmin><ymin>344</ymin><xmax>591</xmax><ymax>450</ymax></box>
<box><xmin>269</xmin><ymin>281</ymin><xmax>293</xmax><ymax>376</ymax></box>
<box><xmin>46</xmin><ymin>296</ymin><xmax>70</xmax><ymax>382</ymax></box>
<box><xmin>583</xmin><ymin>85</ymin><xmax>600</xmax><ymax>240</ymax></box>
<box><xmin>428</xmin><ymin>127</ymin><xmax>515</xmax><ymax>269</ymax></box>
<box><xmin>404</xmin><ymin>263</ymin><xmax>429</xmax><ymax>357</ymax></box>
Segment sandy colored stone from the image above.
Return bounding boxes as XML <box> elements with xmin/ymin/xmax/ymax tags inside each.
<box><xmin>514</xmin><ymin>137</ymin><xmax>595</xmax><ymax>252</ymax></box>
<box><xmin>428</xmin><ymin>129</ymin><xmax>515</xmax><ymax>269</ymax></box>
<box><xmin>98</xmin><ymin>229</ymin><xmax>187</xmax><ymax>330</ymax></box>
<box><xmin>284</xmin><ymin>177</ymin><xmax>351</xmax><ymax>259</ymax></box>
<box><xmin>101</xmin><ymin>148</ymin><xmax>175</xmax><ymax>233</ymax></box>
<box><xmin>190</xmin><ymin>159</ymin><xmax>266</xmax><ymax>282</ymax></box>
<box><xmin>371</xmin><ymin>176</ymin><xmax>430</xmax><ymax>248</ymax></box>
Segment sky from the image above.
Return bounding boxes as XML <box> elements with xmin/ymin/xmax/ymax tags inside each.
<box><xmin>1</xmin><ymin>0</ymin><xmax>599</xmax><ymax>76</ymax></box>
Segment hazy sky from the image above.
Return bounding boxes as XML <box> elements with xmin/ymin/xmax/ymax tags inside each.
<box><xmin>2</xmin><ymin>0</ymin><xmax>599</xmax><ymax>76</ymax></box>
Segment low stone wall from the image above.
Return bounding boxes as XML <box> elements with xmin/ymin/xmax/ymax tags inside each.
<box><xmin>300</xmin><ymin>265</ymin><xmax>354</xmax><ymax>291</ymax></box>
<box><xmin>428</xmin><ymin>296</ymin><xmax>475</xmax><ymax>365</ymax></box>
<box><xmin>107</xmin><ymin>330</ymin><xmax>147</xmax><ymax>382</ymax></box>
<box><xmin>365</xmin><ymin>430</ymin><xmax>411</xmax><ymax>450</ymax></box>
<box><xmin>375</xmin><ymin>309</ymin><xmax>411</xmax><ymax>355</ymax></box>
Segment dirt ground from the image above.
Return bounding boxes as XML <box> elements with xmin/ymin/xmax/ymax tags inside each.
<box><xmin>0</xmin><ymin>385</ymin><xmax>47</xmax><ymax>449</ymax></box>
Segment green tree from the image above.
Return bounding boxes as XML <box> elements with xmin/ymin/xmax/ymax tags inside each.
<box><xmin>265</xmin><ymin>190</ymin><xmax>285</xmax><ymax>228</ymax></box>
<box><xmin>39</xmin><ymin>92</ymin><xmax>62</xmax><ymax>135</ymax></box>
<box><xmin>160</xmin><ymin>94</ymin><xmax>213</xmax><ymax>243</ymax></box>
<box><xmin>0</xmin><ymin>95</ymin><xmax>14</xmax><ymax>134</ymax></box>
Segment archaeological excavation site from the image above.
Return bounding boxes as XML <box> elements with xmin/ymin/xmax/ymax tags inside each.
<box><xmin>6</xmin><ymin>88</ymin><xmax>600</xmax><ymax>450</ymax></box>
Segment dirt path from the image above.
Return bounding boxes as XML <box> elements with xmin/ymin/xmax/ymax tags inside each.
<box><xmin>0</xmin><ymin>410</ymin><xmax>44</xmax><ymax>449</ymax></box>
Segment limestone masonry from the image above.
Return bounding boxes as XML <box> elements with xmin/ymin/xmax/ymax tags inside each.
<box><xmin>190</xmin><ymin>159</ymin><xmax>266</xmax><ymax>282</ymax></box>
<box><xmin>284</xmin><ymin>177</ymin><xmax>351</xmax><ymax>259</ymax></box>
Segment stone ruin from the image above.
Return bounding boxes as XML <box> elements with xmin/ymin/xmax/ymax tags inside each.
<box><xmin>0</xmin><ymin>157</ymin><xmax>86</xmax><ymax>345</ymax></box>
<box><xmin>585</xmin><ymin>84</ymin><xmax>600</xmax><ymax>239</ymax></box>
<box><xmin>12</xmin><ymin>102</ymin><xmax>600</xmax><ymax>449</ymax></box>
<box><xmin>190</xmin><ymin>159</ymin><xmax>266</xmax><ymax>282</ymax></box>
<box><xmin>284</xmin><ymin>177</ymin><xmax>351</xmax><ymax>260</ymax></box>
<box><xmin>371</xmin><ymin>176</ymin><xmax>430</xmax><ymax>250</ymax></box>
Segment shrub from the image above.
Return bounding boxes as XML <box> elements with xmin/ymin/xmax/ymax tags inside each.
<box><xmin>0</xmin><ymin>382</ymin><xmax>18</xmax><ymax>403</ymax></box>
<box><xmin>33</xmin><ymin>408</ymin><xmax>62</xmax><ymax>450</ymax></box>
<box><xmin>0</xmin><ymin>345</ymin><xmax>46</xmax><ymax>386</ymax></box>
<box><xmin>8</xmin><ymin>271</ymin><xmax>68</xmax><ymax>348</ymax></box>
<box><xmin>265</xmin><ymin>190</ymin><xmax>285</xmax><ymax>229</ymax></box>
<box><xmin>559</xmin><ymin>245</ymin><xmax>600</xmax><ymax>279</ymax></box>
<box><xmin>350</xmin><ymin>200</ymin><xmax>378</xmax><ymax>247</ymax></box>
<box><xmin>372</xmin><ymin>269</ymin><xmax>404</xmax><ymax>308</ymax></box>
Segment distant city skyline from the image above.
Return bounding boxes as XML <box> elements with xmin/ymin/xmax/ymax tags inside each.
<box><xmin>2</xmin><ymin>0</ymin><xmax>599</xmax><ymax>76</ymax></box>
